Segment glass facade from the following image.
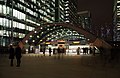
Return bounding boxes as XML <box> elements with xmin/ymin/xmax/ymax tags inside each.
<box><xmin>0</xmin><ymin>0</ymin><xmax>85</xmax><ymax>47</ymax></box>
<box><xmin>77</xmin><ymin>11</ymin><xmax>92</xmax><ymax>31</ymax></box>
<box><xmin>113</xmin><ymin>0</ymin><xmax>120</xmax><ymax>41</ymax></box>
<box><xmin>64</xmin><ymin>0</ymin><xmax>78</xmax><ymax>24</ymax></box>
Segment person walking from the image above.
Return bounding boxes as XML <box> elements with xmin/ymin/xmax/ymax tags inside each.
<box><xmin>76</xmin><ymin>47</ymin><xmax>80</xmax><ymax>55</ymax></box>
<box><xmin>8</xmin><ymin>45</ymin><xmax>15</xmax><ymax>67</ymax></box>
<box><xmin>43</xmin><ymin>47</ymin><xmax>46</xmax><ymax>56</ymax></box>
<box><xmin>15</xmin><ymin>45</ymin><xmax>22</xmax><ymax>67</ymax></box>
<box><xmin>57</xmin><ymin>47</ymin><xmax>61</xmax><ymax>59</ymax></box>
<box><xmin>49</xmin><ymin>47</ymin><xmax>52</xmax><ymax>56</ymax></box>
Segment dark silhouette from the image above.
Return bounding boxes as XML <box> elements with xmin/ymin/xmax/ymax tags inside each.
<box><xmin>83</xmin><ymin>47</ymin><xmax>89</xmax><ymax>55</ymax></box>
<box><xmin>86</xmin><ymin>47</ymin><xmax>89</xmax><ymax>54</ymax></box>
<box><xmin>92</xmin><ymin>47</ymin><xmax>96</xmax><ymax>56</ymax></box>
<box><xmin>49</xmin><ymin>48</ymin><xmax>52</xmax><ymax>56</ymax></box>
<box><xmin>8</xmin><ymin>45</ymin><xmax>15</xmax><ymax>66</ymax></box>
<box><xmin>15</xmin><ymin>45</ymin><xmax>22</xmax><ymax>67</ymax></box>
<box><xmin>53</xmin><ymin>48</ymin><xmax>56</xmax><ymax>55</ymax></box>
<box><xmin>53</xmin><ymin>48</ymin><xmax>57</xmax><ymax>59</ymax></box>
<box><xmin>61</xmin><ymin>47</ymin><xmax>65</xmax><ymax>58</ymax></box>
<box><xmin>57</xmin><ymin>47</ymin><xmax>61</xmax><ymax>59</ymax></box>
<box><xmin>43</xmin><ymin>47</ymin><xmax>46</xmax><ymax>56</ymax></box>
<box><xmin>82</xmin><ymin>48</ymin><xmax>86</xmax><ymax>54</ymax></box>
<box><xmin>89</xmin><ymin>47</ymin><xmax>93</xmax><ymax>54</ymax></box>
<box><xmin>99</xmin><ymin>46</ymin><xmax>104</xmax><ymax>57</ymax></box>
<box><xmin>28</xmin><ymin>46</ymin><xmax>30</xmax><ymax>53</ymax></box>
<box><xmin>57</xmin><ymin>46</ymin><xmax>64</xmax><ymax>59</ymax></box>
<box><xmin>109</xmin><ymin>45</ymin><xmax>120</xmax><ymax>63</ymax></box>
<box><xmin>32</xmin><ymin>47</ymin><xmax>34</xmax><ymax>53</ymax></box>
<box><xmin>76</xmin><ymin>47</ymin><xmax>80</xmax><ymax>55</ymax></box>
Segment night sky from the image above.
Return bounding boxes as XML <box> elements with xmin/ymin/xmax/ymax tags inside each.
<box><xmin>77</xmin><ymin>0</ymin><xmax>114</xmax><ymax>28</ymax></box>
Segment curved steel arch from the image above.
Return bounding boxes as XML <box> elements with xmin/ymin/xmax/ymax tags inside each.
<box><xmin>19</xmin><ymin>22</ymin><xmax>112</xmax><ymax>49</ymax></box>
<box><xmin>22</xmin><ymin>23</ymin><xmax>96</xmax><ymax>43</ymax></box>
<box><xmin>28</xmin><ymin>26</ymin><xmax>78</xmax><ymax>44</ymax></box>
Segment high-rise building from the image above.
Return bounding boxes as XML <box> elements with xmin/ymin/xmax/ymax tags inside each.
<box><xmin>0</xmin><ymin>0</ymin><xmax>86</xmax><ymax>47</ymax></box>
<box><xmin>113</xmin><ymin>0</ymin><xmax>120</xmax><ymax>41</ymax></box>
<box><xmin>77</xmin><ymin>11</ymin><xmax>92</xmax><ymax>31</ymax></box>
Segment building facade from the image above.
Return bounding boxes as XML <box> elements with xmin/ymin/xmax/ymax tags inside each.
<box><xmin>113</xmin><ymin>0</ymin><xmax>120</xmax><ymax>41</ymax></box>
<box><xmin>77</xmin><ymin>11</ymin><xmax>92</xmax><ymax>32</ymax></box>
<box><xmin>0</xmin><ymin>0</ymin><xmax>87</xmax><ymax>48</ymax></box>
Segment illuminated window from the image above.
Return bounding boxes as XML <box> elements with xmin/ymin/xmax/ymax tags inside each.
<box><xmin>29</xmin><ymin>26</ymin><xmax>34</xmax><ymax>31</ymax></box>
<box><xmin>117</xmin><ymin>1</ymin><xmax>120</xmax><ymax>3</ymax></box>
<box><xmin>0</xmin><ymin>30</ymin><xmax>3</xmax><ymax>36</ymax></box>
<box><xmin>33</xmin><ymin>0</ymin><xmax>36</xmax><ymax>3</ymax></box>
<box><xmin>0</xmin><ymin>5</ymin><xmax>2</xmax><ymax>13</ymax></box>
<box><xmin>117</xmin><ymin>13</ymin><xmax>120</xmax><ymax>15</ymax></box>
<box><xmin>117</xmin><ymin>5</ymin><xmax>120</xmax><ymax>8</ymax></box>
<box><xmin>3</xmin><ymin>5</ymin><xmax>7</xmax><ymax>14</ymax></box>
<box><xmin>52</xmin><ymin>0</ymin><xmax>55</xmax><ymax>2</ymax></box>
<box><xmin>20</xmin><ymin>0</ymin><xmax>24</xmax><ymax>3</ymax></box>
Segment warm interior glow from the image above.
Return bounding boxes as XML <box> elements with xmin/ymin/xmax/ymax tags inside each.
<box><xmin>46</xmin><ymin>42</ymin><xmax>50</xmax><ymax>44</ymax></box>
<box><xmin>73</xmin><ymin>41</ymin><xmax>80</xmax><ymax>44</ymax></box>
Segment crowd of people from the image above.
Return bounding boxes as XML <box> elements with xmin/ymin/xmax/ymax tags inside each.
<box><xmin>40</xmin><ymin>45</ymin><xmax>66</xmax><ymax>59</ymax></box>
<box><xmin>76</xmin><ymin>47</ymin><xmax>96</xmax><ymax>55</ymax></box>
<box><xmin>8</xmin><ymin>44</ymin><xmax>120</xmax><ymax>67</ymax></box>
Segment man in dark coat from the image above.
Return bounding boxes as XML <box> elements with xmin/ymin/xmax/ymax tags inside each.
<box><xmin>9</xmin><ymin>45</ymin><xmax>14</xmax><ymax>66</ymax></box>
<box><xmin>15</xmin><ymin>45</ymin><xmax>22</xmax><ymax>67</ymax></box>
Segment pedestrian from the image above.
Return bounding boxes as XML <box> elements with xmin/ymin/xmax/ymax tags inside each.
<box><xmin>57</xmin><ymin>45</ymin><xmax>64</xmax><ymax>59</ymax></box>
<box><xmin>53</xmin><ymin>48</ymin><xmax>56</xmax><ymax>55</ymax></box>
<box><xmin>76</xmin><ymin>47</ymin><xmax>80</xmax><ymax>55</ymax></box>
<box><xmin>15</xmin><ymin>45</ymin><xmax>22</xmax><ymax>67</ymax></box>
<box><xmin>61</xmin><ymin>47</ymin><xmax>65</xmax><ymax>58</ymax></box>
<box><xmin>89</xmin><ymin>47</ymin><xmax>93</xmax><ymax>54</ymax></box>
<box><xmin>8</xmin><ymin>45</ymin><xmax>15</xmax><ymax>66</ymax></box>
<box><xmin>57</xmin><ymin>47</ymin><xmax>61</xmax><ymax>59</ymax></box>
<box><xmin>49</xmin><ymin>47</ymin><xmax>52</xmax><ymax>56</ymax></box>
<box><xmin>43</xmin><ymin>47</ymin><xmax>46</xmax><ymax>56</ymax></box>
<box><xmin>93</xmin><ymin>47</ymin><xmax>96</xmax><ymax>56</ymax></box>
<box><xmin>82</xmin><ymin>47</ymin><xmax>86</xmax><ymax>54</ymax></box>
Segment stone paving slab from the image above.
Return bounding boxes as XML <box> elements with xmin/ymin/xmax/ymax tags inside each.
<box><xmin>0</xmin><ymin>54</ymin><xmax>120</xmax><ymax>78</ymax></box>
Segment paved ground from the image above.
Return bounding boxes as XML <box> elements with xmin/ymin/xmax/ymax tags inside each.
<box><xmin>0</xmin><ymin>54</ymin><xmax>120</xmax><ymax>78</ymax></box>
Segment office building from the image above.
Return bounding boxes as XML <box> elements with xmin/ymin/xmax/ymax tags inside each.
<box><xmin>0</xmin><ymin>0</ymin><xmax>87</xmax><ymax>48</ymax></box>
<box><xmin>113</xmin><ymin>0</ymin><xmax>120</xmax><ymax>41</ymax></box>
<box><xmin>77</xmin><ymin>11</ymin><xmax>92</xmax><ymax>31</ymax></box>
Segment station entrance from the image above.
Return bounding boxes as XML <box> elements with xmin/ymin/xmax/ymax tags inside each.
<box><xmin>19</xmin><ymin>22</ymin><xmax>112</xmax><ymax>55</ymax></box>
<box><xmin>25</xmin><ymin>39</ymin><xmax>99</xmax><ymax>56</ymax></box>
